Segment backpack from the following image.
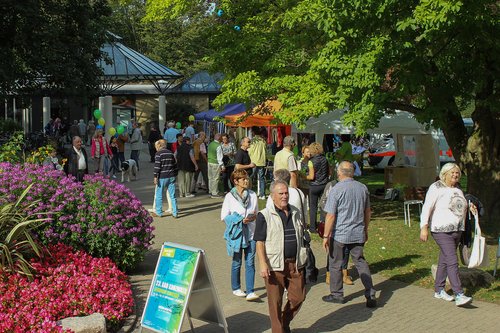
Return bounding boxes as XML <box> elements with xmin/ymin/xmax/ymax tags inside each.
<box><xmin>384</xmin><ymin>188</ymin><xmax>400</xmax><ymax>201</ymax></box>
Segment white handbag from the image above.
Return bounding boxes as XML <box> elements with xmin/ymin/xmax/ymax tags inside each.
<box><xmin>468</xmin><ymin>213</ymin><xmax>489</xmax><ymax>268</ymax></box>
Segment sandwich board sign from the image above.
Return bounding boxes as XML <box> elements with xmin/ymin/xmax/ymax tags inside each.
<box><xmin>140</xmin><ymin>242</ymin><xmax>228</xmax><ymax>333</ymax></box>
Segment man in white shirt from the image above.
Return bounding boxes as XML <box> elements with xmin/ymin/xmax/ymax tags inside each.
<box><xmin>267</xmin><ymin>169</ymin><xmax>306</xmax><ymax>219</ymax></box>
<box><xmin>65</xmin><ymin>136</ymin><xmax>88</xmax><ymax>182</ymax></box>
<box><xmin>273</xmin><ymin>136</ymin><xmax>299</xmax><ymax>188</ymax></box>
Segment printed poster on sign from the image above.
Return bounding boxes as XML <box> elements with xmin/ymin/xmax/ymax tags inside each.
<box><xmin>141</xmin><ymin>244</ymin><xmax>199</xmax><ymax>333</ymax></box>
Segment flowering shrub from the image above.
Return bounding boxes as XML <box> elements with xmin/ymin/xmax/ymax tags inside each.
<box><xmin>25</xmin><ymin>144</ymin><xmax>55</xmax><ymax>164</ymax></box>
<box><xmin>0</xmin><ymin>162</ymin><xmax>154</xmax><ymax>271</ymax></box>
<box><xmin>0</xmin><ymin>244</ymin><xmax>134</xmax><ymax>332</ymax></box>
<box><xmin>0</xmin><ymin>131</ymin><xmax>24</xmax><ymax>163</ymax></box>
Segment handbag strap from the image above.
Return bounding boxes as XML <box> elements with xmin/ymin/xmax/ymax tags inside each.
<box><xmin>473</xmin><ymin>213</ymin><xmax>481</xmax><ymax>236</ymax></box>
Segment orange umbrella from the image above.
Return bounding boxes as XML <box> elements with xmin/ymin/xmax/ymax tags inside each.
<box><xmin>225</xmin><ymin>100</ymin><xmax>282</xmax><ymax>127</ymax></box>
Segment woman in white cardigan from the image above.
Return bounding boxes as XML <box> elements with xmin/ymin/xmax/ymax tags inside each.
<box><xmin>220</xmin><ymin>169</ymin><xmax>259</xmax><ymax>301</ymax></box>
<box><xmin>420</xmin><ymin>163</ymin><xmax>477</xmax><ymax>307</ymax></box>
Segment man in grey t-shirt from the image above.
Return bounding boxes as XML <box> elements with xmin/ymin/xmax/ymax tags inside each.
<box><xmin>321</xmin><ymin>161</ymin><xmax>377</xmax><ymax>308</ymax></box>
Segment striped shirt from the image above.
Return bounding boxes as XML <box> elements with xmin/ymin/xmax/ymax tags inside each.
<box><xmin>154</xmin><ymin>148</ymin><xmax>178</xmax><ymax>179</ymax></box>
<box><xmin>324</xmin><ymin>178</ymin><xmax>370</xmax><ymax>244</ymax></box>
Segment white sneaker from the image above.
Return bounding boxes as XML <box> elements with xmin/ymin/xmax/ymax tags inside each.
<box><xmin>455</xmin><ymin>293</ymin><xmax>472</xmax><ymax>307</ymax></box>
<box><xmin>246</xmin><ymin>292</ymin><xmax>259</xmax><ymax>301</ymax></box>
<box><xmin>147</xmin><ymin>208</ymin><xmax>155</xmax><ymax>213</ymax></box>
<box><xmin>185</xmin><ymin>194</ymin><xmax>195</xmax><ymax>198</ymax></box>
<box><xmin>232</xmin><ymin>289</ymin><xmax>247</xmax><ymax>297</ymax></box>
<box><xmin>434</xmin><ymin>290</ymin><xmax>454</xmax><ymax>302</ymax></box>
<box><xmin>258</xmin><ymin>196</ymin><xmax>266</xmax><ymax>200</ymax></box>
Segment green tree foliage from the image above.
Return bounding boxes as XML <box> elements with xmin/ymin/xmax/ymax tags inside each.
<box><xmin>146</xmin><ymin>0</ymin><xmax>500</xmax><ymax>228</ymax></box>
<box><xmin>107</xmin><ymin>0</ymin><xmax>213</xmax><ymax>77</ymax></box>
<box><xmin>106</xmin><ymin>0</ymin><xmax>147</xmax><ymax>52</ymax></box>
<box><xmin>0</xmin><ymin>0</ymin><xmax>111</xmax><ymax>99</ymax></box>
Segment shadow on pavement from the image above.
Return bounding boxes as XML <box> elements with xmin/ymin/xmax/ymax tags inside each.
<box><xmin>370</xmin><ymin>254</ymin><xmax>421</xmax><ymax>274</ymax></box>
<box><xmin>180</xmin><ymin>201</ymin><xmax>224</xmax><ymax>215</ymax></box>
<box><xmin>183</xmin><ymin>311</ymin><xmax>271</xmax><ymax>333</ymax></box>
<box><xmin>294</xmin><ymin>302</ymin><xmax>373</xmax><ymax>333</ymax></box>
<box><xmin>295</xmin><ymin>270</ymin><xmax>424</xmax><ymax>332</ymax></box>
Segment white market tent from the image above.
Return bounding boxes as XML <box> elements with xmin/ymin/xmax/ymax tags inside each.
<box><xmin>293</xmin><ymin>110</ymin><xmax>441</xmax><ymax>187</ymax></box>
<box><xmin>293</xmin><ymin>109</ymin><xmax>431</xmax><ymax>137</ymax></box>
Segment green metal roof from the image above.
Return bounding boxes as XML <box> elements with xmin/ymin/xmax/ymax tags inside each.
<box><xmin>173</xmin><ymin>71</ymin><xmax>223</xmax><ymax>94</ymax></box>
<box><xmin>99</xmin><ymin>32</ymin><xmax>182</xmax><ymax>94</ymax></box>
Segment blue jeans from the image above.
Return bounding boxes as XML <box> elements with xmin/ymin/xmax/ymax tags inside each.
<box><xmin>155</xmin><ymin>177</ymin><xmax>177</xmax><ymax>217</ymax></box>
<box><xmin>255</xmin><ymin>166</ymin><xmax>266</xmax><ymax>197</ymax></box>
<box><xmin>231</xmin><ymin>240</ymin><xmax>256</xmax><ymax>293</ymax></box>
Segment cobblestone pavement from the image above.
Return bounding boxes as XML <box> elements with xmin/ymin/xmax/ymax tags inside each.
<box><xmin>124</xmin><ymin>147</ymin><xmax>499</xmax><ymax>333</ymax></box>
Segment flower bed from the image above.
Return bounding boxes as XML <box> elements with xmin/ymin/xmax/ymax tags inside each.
<box><xmin>0</xmin><ymin>162</ymin><xmax>154</xmax><ymax>271</ymax></box>
<box><xmin>0</xmin><ymin>244</ymin><xmax>134</xmax><ymax>333</ymax></box>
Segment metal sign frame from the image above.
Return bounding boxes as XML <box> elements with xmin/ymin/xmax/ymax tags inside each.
<box><xmin>141</xmin><ymin>242</ymin><xmax>228</xmax><ymax>333</ymax></box>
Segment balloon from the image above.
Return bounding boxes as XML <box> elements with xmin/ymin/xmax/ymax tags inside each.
<box><xmin>176</xmin><ymin>122</ymin><xmax>181</xmax><ymax>129</ymax></box>
<box><xmin>217</xmin><ymin>9</ymin><xmax>224</xmax><ymax>17</ymax></box>
<box><xmin>234</xmin><ymin>25</ymin><xmax>241</xmax><ymax>31</ymax></box>
<box><xmin>98</xmin><ymin>118</ymin><xmax>105</xmax><ymax>126</ymax></box>
<box><xmin>188</xmin><ymin>115</ymin><xmax>195</xmax><ymax>122</ymax></box>
<box><xmin>108</xmin><ymin>127</ymin><xmax>116</xmax><ymax>136</ymax></box>
<box><xmin>93</xmin><ymin>109</ymin><xmax>102</xmax><ymax>119</ymax></box>
<box><xmin>117</xmin><ymin>125</ymin><xmax>125</xmax><ymax>135</ymax></box>
<box><xmin>96</xmin><ymin>125</ymin><xmax>103</xmax><ymax>129</ymax></box>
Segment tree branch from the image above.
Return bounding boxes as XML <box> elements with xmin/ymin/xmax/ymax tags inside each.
<box><xmin>383</xmin><ymin>102</ymin><xmax>424</xmax><ymax>115</ymax></box>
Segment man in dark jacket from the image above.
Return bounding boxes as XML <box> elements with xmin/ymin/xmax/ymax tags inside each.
<box><xmin>65</xmin><ymin>136</ymin><xmax>88</xmax><ymax>182</ymax></box>
<box><xmin>148</xmin><ymin>124</ymin><xmax>162</xmax><ymax>162</ymax></box>
<box><xmin>175</xmin><ymin>136</ymin><xmax>198</xmax><ymax>198</ymax></box>
<box><xmin>153</xmin><ymin>139</ymin><xmax>179</xmax><ymax>218</ymax></box>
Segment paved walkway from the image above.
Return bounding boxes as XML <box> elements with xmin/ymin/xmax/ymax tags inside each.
<box><xmin>123</xmin><ymin>147</ymin><xmax>499</xmax><ymax>333</ymax></box>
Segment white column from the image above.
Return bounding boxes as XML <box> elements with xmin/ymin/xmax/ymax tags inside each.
<box><xmin>43</xmin><ymin>97</ymin><xmax>51</xmax><ymax>130</ymax></box>
<box><xmin>104</xmin><ymin>95</ymin><xmax>113</xmax><ymax>141</ymax></box>
<box><xmin>12</xmin><ymin>97</ymin><xmax>16</xmax><ymax>122</ymax></box>
<box><xmin>28</xmin><ymin>106</ymin><xmax>32</xmax><ymax>133</ymax></box>
<box><xmin>158</xmin><ymin>95</ymin><xmax>166</xmax><ymax>130</ymax></box>
<box><xmin>22</xmin><ymin>108</ymin><xmax>27</xmax><ymax>134</ymax></box>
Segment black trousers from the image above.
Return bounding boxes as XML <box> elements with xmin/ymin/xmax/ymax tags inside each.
<box><xmin>309</xmin><ymin>184</ymin><xmax>326</xmax><ymax>231</ymax></box>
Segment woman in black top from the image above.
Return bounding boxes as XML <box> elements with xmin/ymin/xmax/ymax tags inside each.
<box><xmin>306</xmin><ymin>142</ymin><xmax>330</xmax><ymax>232</ymax></box>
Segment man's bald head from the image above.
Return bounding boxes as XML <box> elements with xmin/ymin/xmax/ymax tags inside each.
<box><xmin>72</xmin><ymin>136</ymin><xmax>83</xmax><ymax>150</ymax></box>
<box><xmin>337</xmin><ymin>161</ymin><xmax>354</xmax><ymax>179</ymax></box>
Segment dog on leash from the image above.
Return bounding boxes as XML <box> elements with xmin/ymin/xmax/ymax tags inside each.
<box><xmin>121</xmin><ymin>159</ymin><xmax>138</xmax><ymax>182</ymax></box>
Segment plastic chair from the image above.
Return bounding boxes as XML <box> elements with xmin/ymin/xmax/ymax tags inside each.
<box><xmin>494</xmin><ymin>237</ymin><xmax>500</xmax><ymax>277</ymax></box>
<box><xmin>403</xmin><ymin>200</ymin><xmax>423</xmax><ymax>227</ymax></box>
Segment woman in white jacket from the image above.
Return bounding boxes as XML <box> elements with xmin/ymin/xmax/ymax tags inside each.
<box><xmin>420</xmin><ymin>163</ymin><xmax>477</xmax><ymax>307</ymax></box>
<box><xmin>220</xmin><ymin>169</ymin><xmax>259</xmax><ymax>301</ymax></box>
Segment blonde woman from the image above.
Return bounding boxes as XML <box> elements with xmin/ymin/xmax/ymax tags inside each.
<box><xmin>91</xmin><ymin>129</ymin><xmax>113</xmax><ymax>174</ymax></box>
<box><xmin>306</xmin><ymin>142</ymin><xmax>330</xmax><ymax>232</ymax></box>
<box><xmin>420</xmin><ymin>163</ymin><xmax>476</xmax><ymax>307</ymax></box>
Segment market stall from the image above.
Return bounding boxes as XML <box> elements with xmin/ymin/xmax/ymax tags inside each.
<box><xmin>294</xmin><ymin>110</ymin><xmax>440</xmax><ymax>188</ymax></box>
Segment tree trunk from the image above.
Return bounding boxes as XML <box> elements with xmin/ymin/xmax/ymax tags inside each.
<box><xmin>462</xmin><ymin>107</ymin><xmax>500</xmax><ymax>235</ymax></box>
<box><xmin>425</xmin><ymin>79</ymin><xmax>500</xmax><ymax>235</ymax></box>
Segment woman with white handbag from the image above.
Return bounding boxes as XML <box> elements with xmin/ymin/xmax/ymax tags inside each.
<box><xmin>420</xmin><ymin>163</ymin><xmax>477</xmax><ymax>307</ymax></box>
